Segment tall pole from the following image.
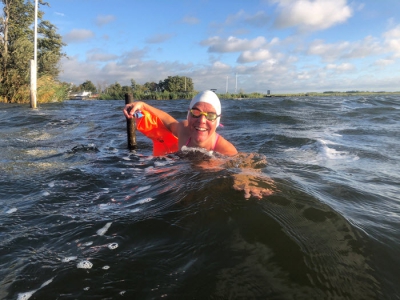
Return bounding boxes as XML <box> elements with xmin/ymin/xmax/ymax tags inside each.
<box><xmin>235</xmin><ymin>73</ymin><xmax>237</xmax><ymax>94</ymax></box>
<box><xmin>30</xmin><ymin>0</ymin><xmax>38</xmax><ymax>108</ymax></box>
<box><xmin>34</xmin><ymin>0</ymin><xmax>37</xmax><ymax>67</ymax></box>
<box><xmin>226</xmin><ymin>76</ymin><xmax>228</xmax><ymax>93</ymax></box>
<box><xmin>125</xmin><ymin>93</ymin><xmax>137</xmax><ymax>150</ymax></box>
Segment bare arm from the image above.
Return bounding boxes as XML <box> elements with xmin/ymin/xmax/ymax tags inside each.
<box><xmin>123</xmin><ymin>101</ymin><xmax>179</xmax><ymax>136</ymax></box>
<box><xmin>214</xmin><ymin>136</ymin><xmax>238</xmax><ymax>156</ymax></box>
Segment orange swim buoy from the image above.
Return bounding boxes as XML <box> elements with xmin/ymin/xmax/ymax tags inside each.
<box><xmin>135</xmin><ymin>110</ymin><xmax>179</xmax><ymax>156</ymax></box>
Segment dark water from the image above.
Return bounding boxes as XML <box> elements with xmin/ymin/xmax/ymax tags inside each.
<box><xmin>0</xmin><ymin>96</ymin><xmax>399</xmax><ymax>299</ymax></box>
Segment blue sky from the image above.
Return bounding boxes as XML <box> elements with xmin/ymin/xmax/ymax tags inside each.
<box><xmin>40</xmin><ymin>0</ymin><xmax>400</xmax><ymax>93</ymax></box>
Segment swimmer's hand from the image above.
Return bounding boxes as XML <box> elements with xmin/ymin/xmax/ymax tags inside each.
<box><xmin>123</xmin><ymin>101</ymin><xmax>145</xmax><ymax>119</ymax></box>
<box><xmin>232</xmin><ymin>173</ymin><xmax>275</xmax><ymax>199</ymax></box>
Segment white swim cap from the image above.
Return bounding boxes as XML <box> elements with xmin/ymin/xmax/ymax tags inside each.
<box><xmin>188</xmin><ymin>90</ymin><xmax>221</xmax><ymax>127</ymax></box>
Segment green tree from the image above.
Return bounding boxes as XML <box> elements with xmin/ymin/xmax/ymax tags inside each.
<box><xmin>121</xmin><ymin>85</ymin><xmax>132</xmax><ymax>95</ymax></box>
<box><xmin>0</xmin><ymin>0</ymin><xmax>66</xmax><ymax>103</ymax></box>
<box><xmin>158</xmin><ymin>80</ymin><xmax>165</xmax><ymax>92</ymax></box>
<box><xmin>106</xmin><ymin>82</ymin><xmax>124</xmax><ymax>99</ymax></box>
<box><xmin>80</xmin><ymin>80</ymin><xmax>97</xmax><ymax>93</ymax></box>
<box><xmin>143</xmin><ymin>81</ymin><xmax>158</xmax><ymax>92</ymax></box>
<box><xmin>130</xmin><ymin>78</ymin><xmax>137</xmax><ymax>91</ymax></box>
<box><xmin>183</xmin><ymin>76</ymin><xmax>194</xmax><ymax>92</ymax></box>
<box><xmin>37</xmin><ymin>19</ymin><xmax>65</xmax><ymax>78</ymax></box>
<box><xmin>131</xmin><ymin>78</ymin><xmax>147</xmax><ymax>93</ymax></box>
<box><xmin>162</xmin><ymin>75</ymin><xmax>193</xmax><ymax>92</ymax></box>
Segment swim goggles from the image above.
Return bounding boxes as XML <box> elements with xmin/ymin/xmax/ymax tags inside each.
<box><xmin>189</xmin><ymin>109</ymin><xmax>220</xmax><ymax>121</ymax></box>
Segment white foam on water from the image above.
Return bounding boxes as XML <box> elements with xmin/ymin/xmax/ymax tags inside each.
<box><xmin>144</xmin><ymin>166</ymin><xmax>154</xmax><ymax>173</ymax></box>
<box><xmin>284</xmin><ymin>137</ymin><xmax>359</xmax><ymax>166</ymax></box>
<box><xmin>102</xmin><ymin>265</ymin><xmax>110</xmax><ymax>270</ymax></box>
<box><xmin>38</xmin><ymin>133</ymin><xmax>52</xmax><ymax>141</ymax></box>
<box><xmin>61</xmin><ymin>256</ymin><xmax>77</xmax><ymax>262</ymax></box>
<box><xmin>178</xmin><ymin>258</ymin><xmax>197</xmax><ymax>273</ymax></box>
<box><xmin>181</xmin><ymin>145</ymin><xmax>214</xmax><ymax>157</ymax></box>
<box><xmin>82</xmin><ymin>241</ymin><xmax>93</xmax><ymax>246</ymax></box>
<box><xmin>48</xmin><ymin>181</ymin><xmax>55</xmax><ymax>188</ymax></box>
<box><xmin>17</xmin><ymin>291</ymin><xmax>34</xmax><ymax>300</ymax></box>
<box><xmin>108</xmin><ymin>243</ymin><xmax>118</xmax><ymax>250</ymax></box>
<box><xmin>316</xmin><ymin>139</ymin><xmax>359</xmax><ymax>161</ymax></box>
<box><xmin>40</xmin><ymin>278</ymin><xmax>53</xmax><ymax>288</ymax></box>
<box><xmin>154</xmin><ymin>160</ymin><xmax>172</xmax><ymax>167</ymax></box>
<box><xmin>96</xmin><ymin>222</ymin><xmax>112</xmax><ymax>236</ymax></box>
<box><xmin>133</xmin><ymin>197</ymin><xmax>154</xmax><ymax>205</ymax></box>
<box><xmin>137</xmin><ymin>185</ymin><xmax>151</xmax><ymax>193</ymax></box>
<box><xmin>6</xmin><ymin>207</ymin><xmax>17</xmax><ymax>214</ymax></box>
<box><xmin>99</xmin><ymin>203</ymin><xmax>115</xmax><ymax>210</ymax></box>
<box><xmin>42</xmin><ymin>191</ymin><xmax>50</xmax><ymax>196</ymax></box>
<box><xmin>17</xmin><ymin>278</ymin><xmax>54</xmax><ymax>300</ymax></box>
<box><xmin>77</xmin><ymin>260</ymin><xmax>93</xmax><ymax>269</ymax></box>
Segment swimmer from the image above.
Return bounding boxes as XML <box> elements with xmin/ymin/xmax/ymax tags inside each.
<box><xmin>123</xmin><ymin>91</ymin><xmax>275</xmax><ymax>199</ymax></box>
<box><xmin>123</xmin><ymin>90</ymin><xmax>238</xmax><ymax>156</ymax></box>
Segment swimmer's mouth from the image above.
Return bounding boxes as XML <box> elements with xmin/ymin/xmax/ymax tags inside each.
<box><xmin>195</xmin><ymin>127</ymin><xmax>207</xmax><ymax>131</ymax></box>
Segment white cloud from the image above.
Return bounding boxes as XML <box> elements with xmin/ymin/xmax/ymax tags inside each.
<box><xmin>225</xmin><ymin>10</ymin><xmax>270</xmax><ymax>27</ymax></box>
<box><xmin>273</xmin><ymin>0</ymin><xmax>352</xmax><ymax>32</ymax></box>
<box><xmin>374</xmin><ymin>58</ymin><xmax>395</xmax><ymax>67</ymax></box>
<box><xmin>87</xmin><ymin>51</ymin><xmax>119</xmax><ymax>62</ymax></box>
<box><xmin>325</xmin><ymin>63</ymin><xmax>355</xmax><ymax>72</ymax></box>
<box><xmin>237</xmin><ymin>49</ymin><xmax>272</xmax><ymax>63</ymax></box>
<box><xmin>385</xmin><ymin>39</ymin><xmax>400</xmax><ymax>57</ymax></box>
<box><xmin>145</xmin><ymin>33</ymin><xmax>175</xmax><ymax>44</ymax></box>
<box><xmin>383</xmin><ymin>25</ymin><xmax>400</xmax><ymax>57</ymax></box>
<box><xmin>59</xmin><ymin>56</ymin><xmax>100</xmax><ymax>84</ymax></box>
<box><xmin>95</xmin><ymin>15</ymin><xmax>116</xmax><ymax>27</ymax></box>
<box><xmin>182</xmin><ymin>15</ymin><xmax>200</xmax><ymax>25</ymax></box>
<box><xmin>64</xmin><ymin>29</ymin><xmax>95</xmax><ymax>43</ymax></box>
<box><xmin>201</xmin><ymin>36</ymin><xmax>267</xmax><ymax>53</ymax></box>
<box><xmin>383</xmin><ymin>25</ymin><xmax>400</xmax><ymax>39</ymax></box>
<box><xmin>117</xmin><ymin>48</ymin><xmax>150</xmax><ymax>66</ymax></box>
<box><xmin>307</xmin><ymin>36</ymin><xmax>383</xmax><ymax>61</ymax></box>
<box><xmin>297</xmin><ymin>72</ymin><xmax>311</xmax><ymax>79</ymax></box>
<box><xmin>244</xmin><ymin>11</ymin><xmax>270</xmax><ymax>27</ymax></box>
<box><xmin>211</xmin><ymin>61</ymin><xmax>231</xmax><ymax>71</ymax></box>
<box><xmin>308</xmin><ymin>39</ymin><xmax>350</xmax><ymax>61</ymax></box>
<box><xmin>342</xmin><ymin>36</ymin><xmax>382</xmax><ymax>59</ymax></box>
<box><xmin>59</xmin><ymin>49</ymin><xmax>192</xmax><ymax>88</ymax></box>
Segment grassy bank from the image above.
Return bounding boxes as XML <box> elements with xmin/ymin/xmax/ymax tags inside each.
<box><xmin>1</xmin><ymin>76</ymin><xmax>69</xmax><ymax>104</ymax></box>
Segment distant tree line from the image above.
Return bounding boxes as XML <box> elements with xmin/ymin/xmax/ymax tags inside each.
<box><xmin>69</xmin><ymin>75</ymin><xmax>196</xmax><ymax>100</ymax></box>
<box><xmin>0</xmin><ymin>0</ymin><xmax>68</xmax><ymax>103</ymax></box>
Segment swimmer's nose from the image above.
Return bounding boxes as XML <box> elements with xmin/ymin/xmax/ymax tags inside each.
<box><xmin>198</xmin><ymin>114</ymin><xmax>207</xmax><ymax>122</ymax></box>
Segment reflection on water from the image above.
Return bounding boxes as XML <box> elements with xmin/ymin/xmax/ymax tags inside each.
<box><xmin>0</xmin><ymin>97</ymin><xmax>399</xmax><ymax>299</ymax></box>
<box><xmin>1</xmin><ymin>153</ymin><xmax>381</xmax><ymax>299</ymax></box>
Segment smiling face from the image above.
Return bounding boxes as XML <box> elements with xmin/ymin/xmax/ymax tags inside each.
<box><xmin>188</xmin><ymin>102</ymin><xmax>218</xmax><ymax>145</ymax></box>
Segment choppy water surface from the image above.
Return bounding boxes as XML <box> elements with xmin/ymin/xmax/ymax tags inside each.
<box><xmin>0</xmin><ymin>96</ymin><xmax>399</xmax><ymax>299</ymax></box>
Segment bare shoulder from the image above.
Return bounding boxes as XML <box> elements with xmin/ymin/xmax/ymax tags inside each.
<box><xmin>175</xmin><ymin>120</ymin><xmax>190</xmax><ymax>145</ymax></box>
<box><xmin>176</xmin><ymin>120</ymin><xmax>189</xmax><ymax>133</ymax></box>
<box><xmin>180</xmin><ymin>119</ymin><xmax>189</xmax><ymax>127</ymax></box>
<box><xmin>215</xmin><ymin>135</ymin><xmax>238</xmax><ymax>156</ymax></box>
<box><xmin>169</xmin><ymin>120</ymin><xmax>186</xmax><ymax>137</ymax></box>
